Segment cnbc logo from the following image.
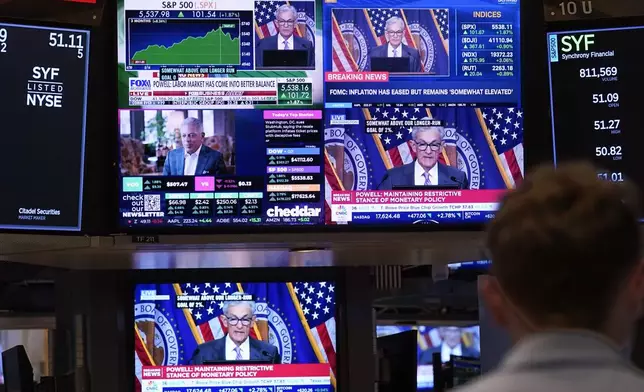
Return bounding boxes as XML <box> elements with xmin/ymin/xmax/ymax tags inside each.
<box><xmin>123</xmin><ymin>177</ymin><xmax>143</xmax><ymax>192</ymax></box>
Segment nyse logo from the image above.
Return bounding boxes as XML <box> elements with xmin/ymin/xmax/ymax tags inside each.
<box><xmin>26</xmin><ymin>67</ymin><xmax>63</xmax><ymax>108</ymax></box>
<box><xmin>266</xmin><ymin>206</ymin><xmax>321</xmax><ymax>218</ymax></box>
<box><xmin>561</xmin><ymin>34</ymin><xmax>595</xmax><ymax>52</ymax></box>
<box><xmin>130</xmin><ymin>79</ymin><xmax>152</xmax><ymax>91</ymax></box>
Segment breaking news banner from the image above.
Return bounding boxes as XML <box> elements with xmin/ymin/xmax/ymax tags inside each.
<box><xmin>0</xmin><ymin>22</ymin><xmax>90</xmax><ymax>231</ymax></box>
<box><xmin>134</xmin><ymin>282</ymin><xmax>338</xmax><ymax>392</ymax></box>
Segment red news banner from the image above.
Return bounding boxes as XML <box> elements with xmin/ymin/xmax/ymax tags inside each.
<box><xmin>332</xmin><ymin>190</ymin><xmax>505</xmax><ymax>206</ymax></box>
<box><xmin>142</xmin><ymin>364</ymin><xmax>331</xmax><ymax>380</ymax></box>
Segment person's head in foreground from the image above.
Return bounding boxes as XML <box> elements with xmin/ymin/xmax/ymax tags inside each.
<box><xmin>481</xmin><ymin>161</ymin><xmax>644</xmax><ymax>348</ymax></box>
<box><xmin>222</xmin><ymin>293</ymin><xmax>256</xmax><ymax>346</ymax></box>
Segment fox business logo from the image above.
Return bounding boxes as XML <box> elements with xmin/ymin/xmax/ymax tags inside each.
<box><xmin>266</xmin><ymin>206</ymin><xmax>322</xmax><ymax>218</ymax></box>
<box><xmin>130</xmin><ymin>79</ymin><xmax>152</xmax><ymax>91</ymax></box>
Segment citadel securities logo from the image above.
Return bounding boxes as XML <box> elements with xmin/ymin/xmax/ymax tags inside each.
<box><xmin>266</xmin><ymin>206</ymin><xmax>321</xmax><ymax>218</ymax></box>
<box><xmin>134</xmin><ymin>303</ymin><xmax>183</xmax><ymax>366</ymax></box>
<box><xmin>26</xmin><ymin>67</ymin><xmax>64</xmax><ymax>108</ymax></box>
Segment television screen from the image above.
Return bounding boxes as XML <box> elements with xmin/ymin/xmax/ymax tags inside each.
<box><xmin>323</xmin><ymin>0</ymin><xmax>523</xmax><ymax>225</ymax></box>
<box><xmin>0</xmin><ymin>21</ymin><xmax>90</xmax><ymax>231</ymax></box>
<box><xmin>134</xmin><ymin>281</ymin><xmax>337</xmax><ymax>391</ymax></box>
<box><xmin>376</xmin><ymin>325</ymin><xmax>480</xmax><ymax>390</ymax></box>
<box><xmin>117</xmin><ymin>0</ymin><xmax>522</xmax><ymax>229</ymax></box>
<box><xmin>547</xmin><ymin>25</ymin><xmax>644</xmax><ymax>196</ymax></box>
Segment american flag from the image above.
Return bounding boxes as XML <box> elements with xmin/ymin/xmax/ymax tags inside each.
<box><xmin>370</xmin><ymin>106</ymin><xmax>426</xmax><ymax>167</ymax></box>
<box><xmin>255</xmin><ymin>1</ymin><xmax>304</xmax><ymax>39</ymax></box>
<box><xmin>292</xmin><ymin>281</ymin><xmax>337</xmax><ymax>374</ymax></box>
<box><xmin>330</xmin><ymin>11</ymin><xmax>359</xmax><ymax>72</ymax></box>
<box><xmin>480</xmin><ymin>107</ymin><xmax>524</xmax><ymax>187</ymax></box>
<box><xmin>180</xmin><ymin>282</ymin><xmax>235</xmax><ymax>341</ymax></box>
<box><xmin>433</xmin><ymin>9</ymin><xmax>449</xmax><ymax>39</ymax></box>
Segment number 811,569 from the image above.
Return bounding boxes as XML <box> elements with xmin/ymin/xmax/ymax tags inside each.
<box><xmin>580</xmin><ymin>67</ymin><xmax>618</xmax><ymax>78</ymax></box>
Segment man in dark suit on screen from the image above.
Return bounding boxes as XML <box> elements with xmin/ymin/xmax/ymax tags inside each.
<box><xmin>255</xmin><ymin>4</ymin><xmax>314</xmax><ymax>68</ymax></box>
<box><xmin>419</xmin><ymin>327</ymin><xmax>480</xmax><ymax>365</ymax></box>
<box><xmin>365</xmin><ymin>16</ymin><xmax>421</xmax><ymax>73</ymax></box>
<box><xmin>377</xmin><ymin>123</ymin><xmax>469</xmax><ymax>190</ymax></box>
<box><xmin>162</xmin><ymin>117</ymin><xmax>227</xmax><ymax>176</ymax></box>
<box><xmin>189</xmin><ymin>293</ymin><xmax>281</xmax><ymax>364</ymax></box>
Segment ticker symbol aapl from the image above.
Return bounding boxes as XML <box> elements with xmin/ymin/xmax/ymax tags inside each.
<box><xmin>26</xmin><ymin>66</ymin><xmax>63</xmax><ymax>108</ymax></box>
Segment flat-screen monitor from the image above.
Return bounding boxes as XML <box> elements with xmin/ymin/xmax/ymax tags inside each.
<box><xmin>0</xmin><ymin>21</ymin><xmax>90</xmax><ymax>231</ymax></box>
<box><xmin>376</xmin><ymin>325</ymin><xmax>480</xmax><ymax>390</ymax></box>
<box><xmin>2</xmin><ymin>345</ymin><xmax>34</xmax><ymax>392</ymax></box>
<box><xmin>134</xmin><ymin>281</ymin><xmax>337</xmax><ymax>391</ymax></box>
<box><xmin>547</xmin><ymin>23</ymin><xmax>644</xmax><ymax>203</ymax></box>
<box><xmin>117</xmin><ymin>0</ymin><xmax>522</xmax><ymax>229</ymax></box>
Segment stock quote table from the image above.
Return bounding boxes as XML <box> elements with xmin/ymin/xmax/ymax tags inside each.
<box><xmin>548</xmin><ymin>26</ymin><xmax>644</xmax><ymax>190</ymax></box>
<box><xmin>141</xmin><ymin>364</ymin><xmax>332</xmax><ymax>392</ymax></box>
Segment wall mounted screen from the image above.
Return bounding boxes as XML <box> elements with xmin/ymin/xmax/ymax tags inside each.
<box><xmin>117</xmin><ymin>0</ymin><xmax>521</xmax><ymax>229</ymax></box>
<box><xmin>376</xmin><ymin>325</ymin><xmax>481</xmax><ymax>390</ymax></box>
<box><xmin>134</xmin><ymin>281</ymin><xmax>337</xmax><ymax>391</ymax></box>
<box><xmin>0</xmin><ymin>22</ymin><xmax>90</xmax><ymax>231</ymax></box>
<box><xmin>548</xmin><ymin>26</ymin><xmax>644</xmax><ymax>192</ymax></box>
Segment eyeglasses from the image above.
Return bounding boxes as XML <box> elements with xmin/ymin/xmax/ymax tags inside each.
<box><xmin>277</xmin><ymin>19</ymin><xmax>295</xmax><ymax>26</ymax></box>
<box><xmin>386</xmin><ymin>30</ymin><xmax>403</xmax><ymax>36</ymax></box>
<box><xmin>414</xmin><ymin>141</ymin><xmax>442</xmax><ymax>151</ymax></box>
<box><xmin>226</xmin><ymin>316</ymin><xmax>252</xmax><ymax>326</ymax></box>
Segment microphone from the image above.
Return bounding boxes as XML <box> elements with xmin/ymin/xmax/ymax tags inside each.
<box><xmin>450</xmin><ymin>176</ymin><xmax>466</xmax><ymax>189</ymax></box>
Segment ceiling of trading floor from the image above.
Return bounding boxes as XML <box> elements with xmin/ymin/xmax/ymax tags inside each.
<box><xmin>0</xmin><ymin>231</ymin><xmax>487</xmax><ymax>269</ymax></box>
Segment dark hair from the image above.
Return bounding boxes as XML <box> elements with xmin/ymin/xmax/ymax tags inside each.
<box><xmin>486</xmin><ymin>162</ymin><xmax>641</xmax><ymax>329</ymax></box>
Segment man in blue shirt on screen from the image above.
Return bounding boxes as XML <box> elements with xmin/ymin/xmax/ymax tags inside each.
<box><xmin>189</xmin><ymin>293</ymin><xmax>281</xmax><ymax>364</ymax></box>
<box><xmin>365</xmin><ymin>16</ymin><xmax>421</xmax><ymax>73</ymax></box>
<box><xmin>162</xmin><ymin>117</ymin><xmax>227</xmax><ymax>176</ymax></box>
<box><xmin>377</xmin><ymin>124</ymin><xmax>468</xmax><ymax>190</ymax></box>
<box><xmin>460</xmin><ymin>162</ymin><xmax>644</xmax><ymax>392</ymax></box>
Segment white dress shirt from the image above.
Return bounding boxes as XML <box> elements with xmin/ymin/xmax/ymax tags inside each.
<box><xmin>278</xmin><ymin>34</ymin><xmax>294</xmax><ymax>50</ymax></box>
<box><xmin>388</xmin><ymin>43</ymin><xmax>402</xmax><ymax>58</ymax></box>
<box><xmin>441</xmin><ymin>343</ymin><xmax>462</xmax><ymax>363</ymax></box>
<box><xmin>225</xmin><ymin>334</ymin><xmax>250</xmax><ymax>360</ymax></box>
<box><xmin>183</xmin><ymin>144</ymin><xmax>202</xmax><ymax>176</ymax></box>
<box><xmin>414</xmin><ymin>160</ymin><xmax>438</xmax><ymax>186</ymax></box>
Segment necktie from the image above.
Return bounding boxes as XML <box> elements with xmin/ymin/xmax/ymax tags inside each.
<box><xmin>393</xmin><ymin>48</ymin><xmax>397</xmax><ymax>58</ymax></box>
<box><xmin>234</xmin><ymin>346</ymin><xmax>242</xmax><ymax>360</ymax></box>
<box><xmin>424</xmin><ymin>172</ymin><xmax>431</xmax><ymax>186</ymax></box>
<box><xmin>283</xmin><ymin>40</ymin><xmax>289</xmax><ymax>50</ymax></box>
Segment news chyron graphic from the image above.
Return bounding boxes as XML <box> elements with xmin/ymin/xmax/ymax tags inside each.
<box><xmin>547</xmin><ymin>27</ymin><xmax>644</xmax><ymax>198</ymax></box>
<box><xmin>117</xmin><ymin>0</ymin><xmax>321</xmax><ymax>108</ymax></box>
<box><xmin>376</xmin><ymin>325</ymin><xmax>481</xmax><ymax>390</ymax></box>
<box><xmin>119</xmin><ymin>109</ymin><xmax>323</xmax><ymax>227</ymax></box>
<box><xmin>323</xmin><ymin>0</ymin><xmax>523</xmax><ymax>225</ymax></box>
<box><xmin>0</xmin><ymin>22</ymin><xmax>89</xmax><ymax>231</ymax></box>
<box><xmin>323</xmin><ymin>0</ymin><xmax>521</xmax><ymax>105</ymax></box>
<box><xmin>134</xmin><ymin>281</ymin><xmax>337</xmax><ymax>392</ymax></box>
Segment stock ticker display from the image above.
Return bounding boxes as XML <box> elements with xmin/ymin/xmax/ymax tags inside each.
<box><xmin>0</xmin><ymin>22</ymin><xmax>89</xmax><ymax>231</ymax></box>
<box><xmin>548</xmin><ymin>26</ymin><xmax>644</xmax><ymax>192</ymax></box>
<box><xmin>117</xmin><ymin>0</ymin><xmax>523</xmax><ymax>228</ymax></box>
